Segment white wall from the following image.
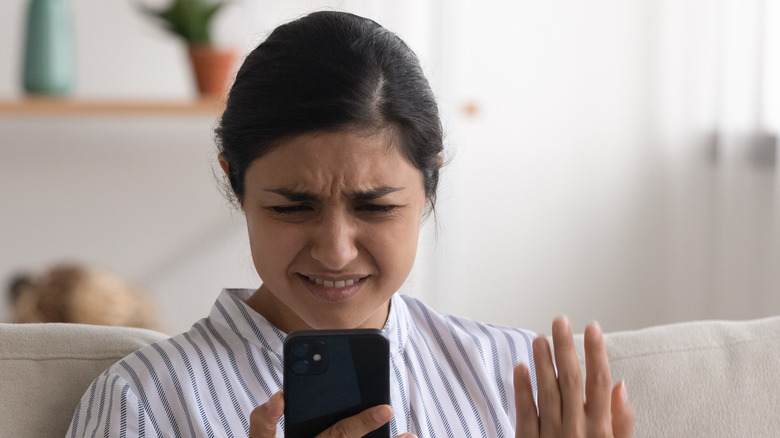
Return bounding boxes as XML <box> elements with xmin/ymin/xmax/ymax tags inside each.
<box><xmin>428</xmin><ymin>0</ymin><xmax>780</xmax><ymax>334</ymax></box>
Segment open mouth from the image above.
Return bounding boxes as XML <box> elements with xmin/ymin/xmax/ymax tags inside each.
<box><xmin>297</xmin><ymin>274</ymin><xmax>368</xmax><ymax>303</ymax></box>
<box><xmin>300</xmin><ymin>275</ymin><xmax>367</xmax><ymax>289</ymax></box>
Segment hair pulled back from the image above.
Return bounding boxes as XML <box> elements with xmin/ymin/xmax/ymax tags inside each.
<box><xmin>216</xmin><ymin>11</ymin><xmax>443</xmax><ymax>208</ymax></box>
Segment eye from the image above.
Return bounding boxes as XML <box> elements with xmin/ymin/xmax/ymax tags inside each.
<box><xmin>356</xmin><ymin>204</ymin><xmax>399</xmax><ymax>214</ymax></box>
<box><xmin>267</xmin><ymin>205</ymin><xmax>313</xmax><ymax>215</ymax></box>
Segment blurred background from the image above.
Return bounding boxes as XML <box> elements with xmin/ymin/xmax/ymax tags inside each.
<box><xmin>1</xmin><ymin>0</ymin><xmax>778</xmax><ymax>334</ymax></box>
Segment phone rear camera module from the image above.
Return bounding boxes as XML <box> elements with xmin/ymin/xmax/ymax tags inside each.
<box><xmin>286</xmin><ymin>337</ymin><xmax>329</xmax><ymax>375</ymax></box>
<box><xmin>291</xmin><ymin>342</ymin><xmax>309</xmax><ymax>359</ymax></box>
<box><xmin>292</xmin><ymin>359</ymin><xmax>309</xmax><ymax>375</ymax></box>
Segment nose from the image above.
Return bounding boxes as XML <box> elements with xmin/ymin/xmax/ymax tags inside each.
<box><xmin>309</xmin><ymin>209</ymin><xmax>359</xmax><ymax>270</ymax></box>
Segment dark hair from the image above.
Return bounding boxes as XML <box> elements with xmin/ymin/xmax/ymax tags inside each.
<box><xmin>215</xmin><ymin>11</ymin><xmax>443</xmax><ymax>210</ymax></box>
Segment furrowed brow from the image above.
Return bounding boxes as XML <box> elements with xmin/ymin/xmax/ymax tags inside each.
<box><xmin>264</xmin><ymin>188</ymin><xmax>318</xmax><ymax>202</ymax></box>
<box><xmin>350</xmin><ymin>187</ymin><xmax>403</xmax><ymax>201</ymax></box>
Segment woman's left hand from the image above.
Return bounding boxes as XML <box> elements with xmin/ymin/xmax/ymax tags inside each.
<box><xmin>513</xmin><ymin>316</ymin><xmax>635</xmax><ymax>437</ymax></box>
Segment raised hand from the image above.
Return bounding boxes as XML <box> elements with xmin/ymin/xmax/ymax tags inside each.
<box><xmin>248</xmin><ymin>391</ymin><xmax>417</xmax><ymax>438</ymax></box>
<box><xmin>513</xmin><ymin>317</ymin><xmax>634</xmax><ymax>437</ymax></box>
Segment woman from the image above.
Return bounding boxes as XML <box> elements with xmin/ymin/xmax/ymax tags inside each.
<box><xmin>68</xmin><ymin>11</ymin><xmax>633</xmax><ymax>438</ymax></box>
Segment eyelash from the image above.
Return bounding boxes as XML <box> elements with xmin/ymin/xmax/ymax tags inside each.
<box><xmin>268</xmin><ymin>205</ymin><xmax>312</xmax><ymax>215</ymax></box>
<box><xmin>357</xmin><ymin>204</ymin><xmax>398</xmax><ymax>213</ymax></box>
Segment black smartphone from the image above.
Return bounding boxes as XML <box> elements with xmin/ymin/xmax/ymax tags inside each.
<box><xmin>283</xmin><ymin>329</ymin><xmax>391</xmax><ymax>438</ymax></box>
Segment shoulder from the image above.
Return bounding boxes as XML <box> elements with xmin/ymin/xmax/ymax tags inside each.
<box><xmin>67</xmin><ymin>367</ymin><xmax>151</xmax><ymax>437</ymax></box>
<box><xmin>109</xmin><ymin>317</ymin><xmax>223</xmax><ymax>391</ymax></box>
<box><xmin>69</xmin><ymin>317</ymin><xmax>249</xmax><ymax>437</ymax></box>
<box><xmin>400</xmin><ymin>295</ymin><xmax>535</xmax><ymax>341</ymax></box>
<box><xmin>399</xmin><ymin>295</ymin><xmax>536</xmax><ymax>364</ymax></box>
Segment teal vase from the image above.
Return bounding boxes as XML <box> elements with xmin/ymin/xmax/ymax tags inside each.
<box><xmin>23</xmin><ymin>0</ymin><xmax>76</xmax><ymax>96</ymax></box>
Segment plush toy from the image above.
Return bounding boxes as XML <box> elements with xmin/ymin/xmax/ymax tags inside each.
<box><xmin>8</xmin><ymin>263</ymin><xmax>161</xmax><ymax>331</ymax></box>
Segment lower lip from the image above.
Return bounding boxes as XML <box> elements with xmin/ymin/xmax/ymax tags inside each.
<box><xmin>299</xmin><ymin>275</ymin><xmax>366</xmax><ymax>303</ymax></box>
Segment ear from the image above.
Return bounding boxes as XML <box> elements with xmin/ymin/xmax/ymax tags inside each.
<box><xmin>217</xmin><ymin>154</ymin><xmax>244</xmax><ymax>207</ymax></box>
<box><xmin>218</xmin><ymin>154</ymin><xmax>230</xmax><ymax>177</ymax></box>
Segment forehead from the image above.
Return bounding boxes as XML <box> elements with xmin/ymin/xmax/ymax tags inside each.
<box><xmin>245</xmin><ymin>129</ymin><xmax>422</xmax><ymax>191</ymax></box>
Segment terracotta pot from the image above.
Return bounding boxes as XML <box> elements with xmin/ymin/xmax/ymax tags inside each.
<box><xmin>187</xmin><ymin>45</ymin><xmax>236</xmax><ymax>98</ymax></box>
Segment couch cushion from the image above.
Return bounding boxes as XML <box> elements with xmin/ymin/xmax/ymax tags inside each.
<box><xmin>0</xmin><ymin>323</ymin><xmax>168</xmax><ymax>438</ymax></box>
<box><xmin>4</xmin><ymin>317</ymin><xmax>779</xmax><ymax>437</ymax></box>
<box><xmin>574</xmin><ymin>316</ymin><xmax>780</xmax><ymax>438</ymax></box>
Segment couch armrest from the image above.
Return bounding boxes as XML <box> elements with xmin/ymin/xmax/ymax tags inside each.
<box><xmin>573</xmin><ymin>316</ymin><xmax>780</xmax><ymax>438</ymax></box>
<box><xmin>0</xmin><ymin>323</ymin><xmax>168</xmax><ymax>438</ymax></box>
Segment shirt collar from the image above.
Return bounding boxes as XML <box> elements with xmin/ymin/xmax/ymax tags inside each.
<box><xmin>209</xmin><ymin>288</ymin><xmax>286</xmax><ymax>357</ymax></box>
<box><xmin>383</xmin><ymin>293</ymin><xmax>411</xmax><ymax>358</ymax></box>
<box><xmin>208</xmin><ymin>288</ymin><xmax>411</xmax><ymax>358</ymax></box>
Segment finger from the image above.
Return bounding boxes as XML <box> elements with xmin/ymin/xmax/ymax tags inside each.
<box><xmin>611</xmin><ymin>381</ymin><xmax>635</xmax><ymax>438</ymax></box>
<box><xmin>249</xmin><ymin>391</ymin><xmax>284</xmax><ymax>438</ymax></box>
<box><xmin>583</xmin><ymin>321</ymin><xmax>613</xmax><ymax>436</ymax></box>
<box><xmin>551</xmin><ymin>316</ymin><xmax>585</xmax><ymax>436</ymax></box>
<box><xmin>513</xmin><ymin>363</ymin><xmax>539</xmax><ymax>438</ymax></box>
<box><xmin>316</xmin><ymin>404</ymin><xmax>393</xmax><ymax>438</ymax></box>
<box><xmin>532</xmin><ymin>334</ymin><xmax>561</xmax><ymax>437</ymax></box>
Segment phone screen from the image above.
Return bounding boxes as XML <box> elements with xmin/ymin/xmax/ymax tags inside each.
<box><xmin>283</xmin><ymin>329</ymin><xmax>390</xmax><ymax>438</ymax></box>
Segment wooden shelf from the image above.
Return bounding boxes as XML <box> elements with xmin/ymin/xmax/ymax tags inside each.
<box><xmin>0</xmin><ymin>98</ymin><xmax>226</xmax><ymax>116</ymax></box>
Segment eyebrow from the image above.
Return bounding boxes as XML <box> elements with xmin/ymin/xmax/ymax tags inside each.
<box><xmin>264</xmin><ymin>186</ymin><xmax>403</xmax><ymax>202</ymax></box>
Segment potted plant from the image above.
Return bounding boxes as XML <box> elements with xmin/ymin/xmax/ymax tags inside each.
<box><xmin>139</xmin><ymin>0</ymin><xmax>236</xmax><ymax>98</ymax></box>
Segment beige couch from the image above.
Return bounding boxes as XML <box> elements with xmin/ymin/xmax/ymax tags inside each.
<box><xmin>0</xmin><ymin>323</ymin><xmax>168</xmax><ymax>437</ymax></box>
<box><xmin>2</xmin><ymin>316</ymin><xmax>779</xmax><ymax>437</ymax></box>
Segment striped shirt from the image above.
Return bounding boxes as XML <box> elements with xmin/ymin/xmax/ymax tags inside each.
<box><xmin>67</xmin><ymin>289</ymin><xmax>537</xmax><ymax>437</ymax></box>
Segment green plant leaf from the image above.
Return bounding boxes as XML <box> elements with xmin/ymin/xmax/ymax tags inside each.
<box><xmin>136</xmin><ymin>0</ymin><xmax>226</xmax><ymax>45</ymax></box>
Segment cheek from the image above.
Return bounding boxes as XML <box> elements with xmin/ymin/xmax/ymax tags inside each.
<box><xmin>246</xmin><ymin>217</ymin><xmax>300</xmax><ymax>274</ymax></box>
<box><xmin>370</xmin><ymin>218</ymin><xmax>421</xmax><ymax>275</ymax></box>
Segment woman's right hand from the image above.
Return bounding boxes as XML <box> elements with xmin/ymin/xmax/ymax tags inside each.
<box><xmin>249</xmin><ymin>391</ymin><xmax>417</xmax><ymax>438</ymax></box>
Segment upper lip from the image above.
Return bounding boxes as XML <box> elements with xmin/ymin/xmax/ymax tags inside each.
<box><xmin>300</xmin><ymin>273</ymin><xmax>367</xmax><ymax>282</ymax></box>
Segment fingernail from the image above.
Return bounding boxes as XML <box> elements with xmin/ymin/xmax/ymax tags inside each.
<box><xmin>373</xmin><ymin>405</ymin><xmax>392</xmax><ymax>422</ymax></box>
<box><xmin>533</xmin><ymin>335</ymin><xmax>549</xmax><ymax>353</ymax></box>
<box><xmin>586</xmin><ymin>320</ymin><xmax>603</xmax><ymax>341</ymax></box>
<box><xmin>554</xmin><ymin>315</ymin><xmax>570</xmax><ymax>329</ymax></box>
<box><xmin>268</xmin><ymin>391</ymin><xmax>282</xmax><ymax>406</ymax></box>
<box><xmin>620</xmin><ymin>380</ymin><xmax>628</xmax><ymax>401</ymax></box>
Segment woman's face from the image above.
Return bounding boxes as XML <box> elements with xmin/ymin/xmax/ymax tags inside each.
<box><xmin>237</xmin><ymin>128</ymin><xmax>427</xmax><ymax>333</ymax></box>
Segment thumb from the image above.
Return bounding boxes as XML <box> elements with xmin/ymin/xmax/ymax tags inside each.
<box><xmin>610</xmin><ymin>381</ymin><xmax>635</xmax><ymax>438</ymax></box>
<box><xmin>250</xmin><ymin>391</ymin><xmax>284</xmax><ymax>438</ymax></box>
<box><xmin>316</xmin><ymin>405</ymin><xmax>393</xmax><ymax>438</ymax></box>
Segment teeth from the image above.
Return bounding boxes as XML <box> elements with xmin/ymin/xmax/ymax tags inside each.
<box><xmin>309</xmin><ymin>277</ymin><xmax>357</xmax><ymax>288</ymax></box>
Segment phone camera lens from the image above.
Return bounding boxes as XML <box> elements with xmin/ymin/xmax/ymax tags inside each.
<box><xmin>292</xmin><ymin>359</ymin><xmax>309</xmax><ymax>375</ymax></box>
<box><xmin>291</xmin><ymin>343</ymin><xmax>309</xmax><ymax>358</ymax></box>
